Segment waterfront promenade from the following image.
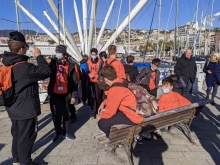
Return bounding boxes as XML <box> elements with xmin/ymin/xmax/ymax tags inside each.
<box><xmin>0</xmin><ymin>88</ymin><xmax>219</xmax><ymax>165</ymax></box>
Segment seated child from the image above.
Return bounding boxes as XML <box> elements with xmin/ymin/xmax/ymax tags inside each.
<box><xmin>155</xmin><ymin>77</ymin><xmax>191</xmax><ymax>137</ymax></box>
<box><xmin>168</xmin><ymin>75</ymin><xmax>191</xmax><ymax>101</ymax></box>
<box><xmin>97</xmin><ymin>66</ymin><xmax>144</xmax><ymax>138</ymax></box>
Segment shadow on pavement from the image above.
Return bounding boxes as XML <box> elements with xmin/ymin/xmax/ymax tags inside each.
<box><xmin>191</xmin><ymin>91</ymin><xmax>220</xmax><ymax>165</ymax></box>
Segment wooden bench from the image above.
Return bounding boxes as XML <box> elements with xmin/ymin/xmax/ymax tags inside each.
<box><xmin>94</xmin><ymin>100</ymin><xmax>211</xmax><ymax>165</ymax></box>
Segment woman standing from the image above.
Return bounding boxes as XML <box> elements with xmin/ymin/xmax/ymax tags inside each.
<box><xmin>203</xmin><ymin>52</ymin><xmax>220</xmax><ymax>105</ymax></box>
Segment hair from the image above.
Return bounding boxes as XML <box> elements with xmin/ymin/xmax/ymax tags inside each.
<box><xmin>108</xmin><ymin>45</ymin><xmax>117</xmax><ymax>56</ymax></box>
<box><xmin>152</xmin><ymin>58</ymin><xmax>160</xmax><ymax>66</ymax></box>
<box><xmin>82</xmin><ymin>54</ymin><xmax>88</xmax><ymax>61</ymax></box>
<box><xmin>101</xmin><ymin>66</ymin><xmax>117</xmax><ymax>81</ymax></box>
<box><xmin>99</xmin><ymin>51</ymin><xmax>107</xmax><ymax>59</ymax></box>
<box><xmin>162</xmin><ymin>77</ymin><xmax>174</xmax><ymax>86</ymax></box>
<box><xmin>8</xmin><ymin>40</ymin><xmax>26</xmax><ymax>53</ymax></box>
<box><xmin>90</xmin><ymin>48</ymin><xmax>98</xmax><ymax>54</ymax></box>
<box><xmin>126</xmin><ymin>55</ymin><xmax>135</xmax><ymax>63</ymax></box>
<box><xmin>207</xmin><ymin>51</ymin><xmax>219</xmax><ymax>66</ymax></box>
<box><xmin>168</xmin><ymin>75</ymin><xmax>179</xmax><ymax>81</ymax></box>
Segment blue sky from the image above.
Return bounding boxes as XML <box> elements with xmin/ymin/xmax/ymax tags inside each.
<box><xmin>0</xmin><ymin>0</ymin><xmax>220</xmax><ymax>33</ymax></box>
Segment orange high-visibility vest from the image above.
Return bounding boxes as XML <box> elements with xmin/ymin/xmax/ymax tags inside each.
<box><xmin>87</xmin><ymin>58</ymin><xmax>101</xmax><ymax>82</ymax></box>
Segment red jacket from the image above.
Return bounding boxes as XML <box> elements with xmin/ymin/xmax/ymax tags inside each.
<box><xmin>100</xmin><ymin>79</ymin><xmax>144</xmax><ymax>124</ymax></box>
<box><xmin>158</xmin><ymin>91</ymin><xmax>191</xmax><ymax>112</ymax></box>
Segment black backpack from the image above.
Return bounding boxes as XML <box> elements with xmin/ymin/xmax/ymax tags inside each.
<box><xmin>97</xmin><ymin>59</ymin><xmax>117</xmax><ymax>91</ymax></box>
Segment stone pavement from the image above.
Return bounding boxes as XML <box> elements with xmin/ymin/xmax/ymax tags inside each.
<box><xmin>0</xmin><ymin>89</ymin><xmax>220</xmax><ymax>165</ymax></box>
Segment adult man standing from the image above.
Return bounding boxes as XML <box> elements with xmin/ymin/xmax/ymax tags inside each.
<box><xmin>174</xmin><ymin>49</ymin><xmax>197</xmax><ymax>94</ymax></box>
<box><xmin>2</xmin><ymin>31</ymin><xmax>51</xmax><ymax>165</ymax></box>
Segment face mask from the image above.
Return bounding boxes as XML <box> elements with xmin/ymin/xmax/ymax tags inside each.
<box><xmin>56</xmin><ymin>53</ymin><xmax>63</xmax><ymax>60</ymax></box>
<box><xmin>162</xmin><ymin>89</ymin><xmax>170</xmax><ymax>94</ymax></box>
<box><xmin>91</xmin><ymin>55</ymin><xmax>97</xmax><ymax>60</ymax></box>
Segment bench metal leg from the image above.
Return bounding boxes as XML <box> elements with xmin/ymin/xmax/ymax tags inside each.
<box><xmin>176</xmin><ymin>123</ymin><xmax>196</xmax><ymax>145</ymax></box>
<box><xmin>111</xmin><ymin>144</ymin><xmax>118</xmax><ymax>155</ymax></box>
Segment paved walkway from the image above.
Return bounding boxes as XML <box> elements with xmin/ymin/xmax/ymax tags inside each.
<box><xmin>0</xmin><ymin>89</ymin><xmax>220</xmax><ymax>165</ymax></box>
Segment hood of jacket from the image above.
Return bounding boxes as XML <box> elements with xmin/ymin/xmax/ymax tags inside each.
<box><xmin>2</xmin><ymin>51</ymin><xmax>29</xmax><ymax>66</ymax></box>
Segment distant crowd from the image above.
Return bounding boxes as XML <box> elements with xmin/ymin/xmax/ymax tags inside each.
<box><xmin>0</xmin><ymin>31</ymin><xmax>219</xmax><ymax>165</ymax></box>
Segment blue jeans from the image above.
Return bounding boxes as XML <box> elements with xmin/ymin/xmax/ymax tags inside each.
<box><xmin>180</xmin><ymin>77</ymin><xmax>193</xmax><ymax>95</ymax></box>
<box><xmin>207</xmin><ymin>84</ymin><xmax>218</xmax><ymax>100</ymax></box>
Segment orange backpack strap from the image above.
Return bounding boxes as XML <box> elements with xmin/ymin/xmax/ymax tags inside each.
<box><xmin>12</xmin><ymin>61</ymin><xmax>27</xmax><ymax>67</ymax></box>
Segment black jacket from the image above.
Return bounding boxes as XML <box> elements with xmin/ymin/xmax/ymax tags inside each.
<box><xmin>48</xmin><ymin>58</ymin><xmax>78</xmax><ymax>98</ymax></box>
<box><xmin>135</xmin><ymin>66</ymin><xmax>160</xmax><ymax>87</ymax></box>
<box><xmin>123</xmin><ymin>64</ymin><xmax>139</xmax><ymax>83</ymax></box>
<box><xmin>173</xmin><ymin>81</ymin><xmax>191</xmax><ymax>101</ymax></box>
<box><xmin>2</xmin><ymin>52</ymin><xmax>51</xmax><ymax>120</ymax></box>
<box><xmin>174</xmin><ymin>55</ymin><xmax>197</xmax><ymax>83</ymax></box>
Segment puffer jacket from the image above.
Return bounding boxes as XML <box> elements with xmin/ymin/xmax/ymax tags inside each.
<box><xmin>2</xmin><ymin>52</ymin><xmax>51</xmax><ymax>120</ymax></box>
<box><xmin>135</xmin><ymin>66</ymin><xmax>160</xmax><ymax>87</ymax></box>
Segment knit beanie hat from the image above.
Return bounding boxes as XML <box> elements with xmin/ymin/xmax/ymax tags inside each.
<box><xmin>55</xmin><ymin>45</ymin><xmax>67</xmax><ymax>55</ymax></box>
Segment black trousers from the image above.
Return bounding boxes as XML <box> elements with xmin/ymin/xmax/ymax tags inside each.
<box><xmin>149</xmin><ymin>88</ymin><xmax>158</xmax><ymax>98</ymax></box>
<box><xmin>98</xmin><ymin>111</ymin><xmax>135</xmax><ymax>138</ymax></box>
<box><xmin>81</xmin><ymin>78</ymin><xmax>88</xmax><ymax>103</ymax></box>
<box><xmin>88</xmin><ymin>82</ymin><xmax>103</xmax><ymax>117</ymax></box>
<box><xmin>11</xmin><ymin>118</ymin><xmax>37</xmax><ymax>165</ymax></box>
<box><xmin>50</xmin><ymin>94</ymin><xmax>70</xmax><ymax>135</ymax></box>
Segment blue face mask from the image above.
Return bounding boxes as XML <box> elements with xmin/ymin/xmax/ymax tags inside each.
<box><xmin>56</xmin><ymin>53</ymin><xmax>63</xmax><ymax>60</ymax></box>
<box><xmin>162</xmin><ymin>89</ymin><xmax>170</xmax><ymax>94</ymax></box>
<box><xmin>91</xmin><ymin>55</ymin><xmax>97</xmax><ymax>60</ymax></box>
<box><xmin>151</xmin><ymin>67</ymin><xmax>155</xmax><ymax>71</ymax></box>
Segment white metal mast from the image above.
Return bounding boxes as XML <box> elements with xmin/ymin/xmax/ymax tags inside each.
<box><xmin>61</xmin><ymin>0</ymin><xmax>66</xmax><ymax>45</ymax></box>
<box><xmin>156</xmin><ymin>0</ymin><xmax>162</xmax><ymax>58</ymax></box>
<box><xmin>193</xmin><ymin>0</ymin><xmax>199</xmax><ymax>56</ymax></box>
<box><xmin>96</xmin><ymin>0</ymin><xmax>115</xmax><ymax>46</ymax></box>
<box><xmin>128</xmin><ymin>0</ymin><xmax>131</xmax><ymax>56</ymax></box>
<box><xmin>87</xmin><ymin>0</ymin><xmax>98</xmax><ymax>55</ymax></box>
<box><xmin>15</xmin><ymin>0</ymin><xmax>20</xmax><ymax>31</ymax></box>
<box><xmin>208</xmin><ymin>0</ymin><xmax>214</xmax><ymax>55</ymax></box>
<box><xmin>73</xmin><ymin>0</ymin><xmax>84</xmax><ymax>53</ymax></box>
<box><xmin>47</xmin><ymin>0</ymin><xmax>81</xmax><ymax>57</ymax></box>
<box><xmin>114</xmin><ymin>0</ymin><xmax>122</xmax><ymax>44</ymax></box>
<box><xmin>101</xmin><ymin>0</ymin><xmax>150</xmax><ymax>52</ymax></box>
<box><xmin>17</xmin><ymin>1</ymin><xmax>81</xmax><ymax>61</ymax></box>
<box><xmin>43</xmin><ymin>11</ymin><xmax>77</xmax><ymax>57</ymax></box>
<box><xmin>82</xmin><ymin>0</ymin><xmax>88</xmax><ymax>54</ymax></box>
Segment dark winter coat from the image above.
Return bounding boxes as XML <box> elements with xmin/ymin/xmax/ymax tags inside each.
<box><xmin>203</xmin><ymin>61</ymin><xmax>218</xmax><ymax>87</ymax></box>
<box><xmin>174</xmin><ymin>55</ymin><xmax>197</xmax><ymax>83</ymax></box>
<box><xmin>135</xmin><ymin>66</ymin><xmax>160</xmax><ymax>87</ymax></box>
<box><xmin>48</xmin><ymin>58</ymin><xmax>78</xmax><ymax>98</ymax></box>
<box><xmin>2</xmin><ymin>52</ymin><xmax>51</xmax><ymax>120</ymax></box>
<box><xmin>173</xmin><ymin>81</ymin><xmax>191</xmax><ymax>101</ymax></box>
<box><xmin>123</xmin><ymin>64</ymin><xmax>139</xmax><ymax>83</ymax></box>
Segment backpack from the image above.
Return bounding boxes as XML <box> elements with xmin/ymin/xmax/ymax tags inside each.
<box><xmin>97</xmin><ymin>59</ymin><xmax>117</xmax><ymax>91</ymax></box>
<box><xmin>0</xmin><ymin>62</ymin><xmax>25</xmax><ymax>106</ymax></box>
<box><xmin>111</xmin><ymin>81</ymin><xmax>158</xmax><ymax>117</ymax></box>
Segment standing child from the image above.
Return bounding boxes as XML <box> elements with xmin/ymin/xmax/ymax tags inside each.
<box><xmin>136</xmin><ymin>58</ymin><xmax>161</xmax><ymax>98</ymax></box>
<box><xmin>203</xmin><ymin>52</ymin><xmax>219</xmax><ymax>106</ymax></box>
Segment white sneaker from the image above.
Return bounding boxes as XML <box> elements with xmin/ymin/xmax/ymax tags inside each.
<box><xmin>65</xmin><ymin>133</ymin><xmax>75</xmax><ymax>140</ymax></box>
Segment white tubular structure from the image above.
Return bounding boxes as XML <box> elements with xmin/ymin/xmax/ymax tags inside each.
<box><xmin>43</xmin><ymin>11</ymin><xmax>79</xmax><ymax>59</ymax></box>
<box><xmin>96</xmin><ymin>0</ymin><xmax>115</xmax><ymax>46</ymax></box>
<box><xmin>87</xmin><ymin>0</ymin><xmax>98</xmax><ymax>55</ymax></box>
<box><xmin>47</xmin><ymin>0</ymin><xmax>81</xmax><ymax>59</ymax></box>
<box><xmin>15</xmin><ymin>0</ymin><xmax>20</xmax><ymax>31</ymax></box>
<box><xmin>101</xmin><ymin>0</ymin><xmax>150</xmax><ymax>51</ymax></box>
<box><xmin>82</xmin><ymin>0</ymin><xmax>88</xmax><ymax>54</ymax></box>
<box><xmin>73</xmin><ymin>0</ymin><xmax>84</xmax><ymax>53</ymax></box>
<box><xmin>17</xmin><ymin>2</ymin><xmax>81</xmax><ymax>61</ymax></box>
<box><xmin>61</xmin><ymin>0</ymin><xmax>66</xmax><ymax>45</ymax></box>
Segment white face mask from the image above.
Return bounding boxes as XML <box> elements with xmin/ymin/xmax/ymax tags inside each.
<box><xmin>56</xmin><ymin>53</ymin><xmax>63</xmax><ymax>60</ymax></box>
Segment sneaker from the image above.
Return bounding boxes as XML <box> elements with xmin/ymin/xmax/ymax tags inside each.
<box><xmin>135</xmin><ymin>136</ymin><xmax>143</xmax><ymax>144</ymax></box>
<box><xmin>142</xmin><ymin>133</ymin><xmax>152</xmax><ymax>140</ymax></box>
<box><xmin>53</xmin><ymin>134</ymin><xmax>62</xmax><ymax>142</ymax></box>
<box><xmin>13</xmin><ymin>163</ymin><xmax>20</xmax><ymax>165</ymax></box>
<box><xmin>65</xmin><ymin>133</ymin><xmax>75</xmax><ymax>140</ymax></box>
<box><xmin>154</xmin><ymin>131</ymin><xmax>162</xmax><ymax>138</ymax></box>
